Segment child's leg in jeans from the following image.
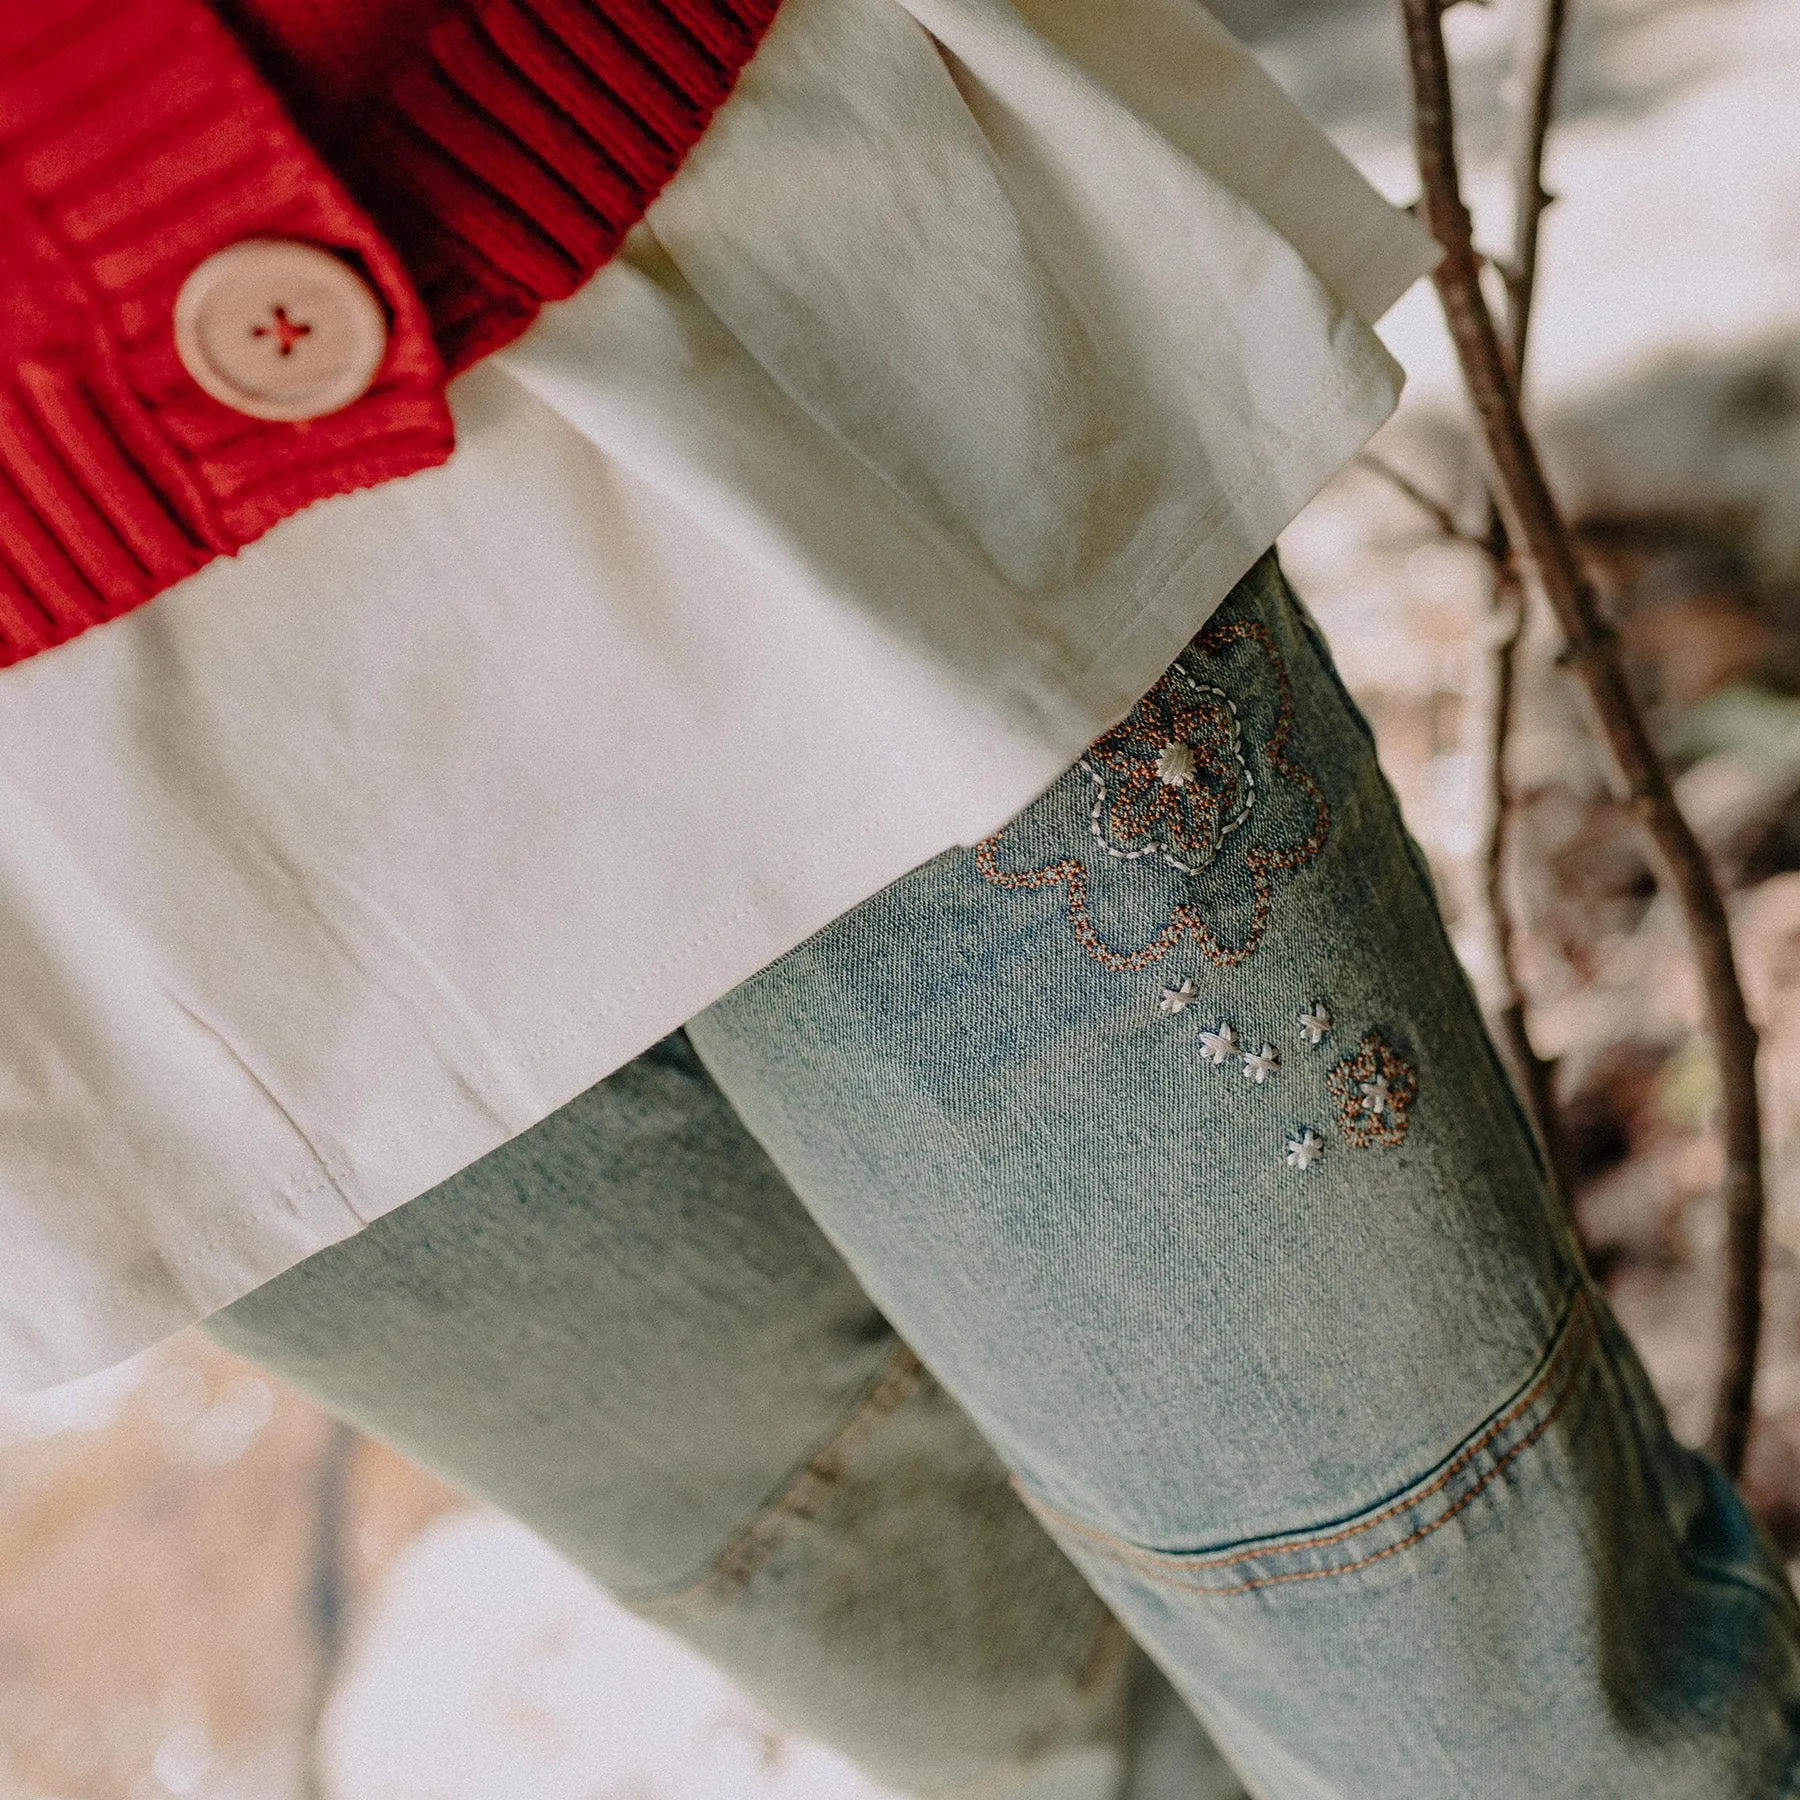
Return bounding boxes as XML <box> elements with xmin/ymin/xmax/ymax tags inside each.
<box><xmin>688</xmin><ymin>552</ymin><xmax>1800</xmax><ymax>1797</ymax></box>
<box><xmin>205</xmin><ymin>1034</ymin><xmax>1244</xmax><ymax>1798</ymax></box>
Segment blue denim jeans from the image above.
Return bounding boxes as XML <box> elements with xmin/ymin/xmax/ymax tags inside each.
<box><xmin>210</xmin><ymin>554</ymin><xmax>1800</xmax><ymax>1796</ymax></box>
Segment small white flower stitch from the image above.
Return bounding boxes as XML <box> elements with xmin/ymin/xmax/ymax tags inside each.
<box><xmin>1359</xmin><ymin>1073</ymin><xmax>1393</xmax><ymax>1119</ymax></box>
<box><xmin>1242</xmin><ymin>1044</ymin><xmax>1280</xmax><ymax>1084</ymax></box>
<box><xmin>1198</xmin><ymin>1022</ymin><xmax>1239</xmax><ymax>1065</ymax></box>
<box><xmin>1298</xmin><ymin>1002</ymin><xmax>1332</xmax><ymax>1045</ymax></box>
<box><xmin>1159</xmin><ymin>978</ymin><xmax>1201</xmax><ymax>1015</ymax></box>
<box><xmin>1285</xmin><ymin>1128</ymin><xmax>1325</xmax><ymax>1170</ymax></box>
<box><xmin>1155</xmin><ymin>740</ymin><xmax>1197</xmax><ymax>787</ymax></box>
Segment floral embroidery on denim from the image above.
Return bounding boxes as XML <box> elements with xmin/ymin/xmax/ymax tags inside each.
<box><xmin>974</xmin><ymin>619</ymin><xmax>1329</xmax><ymax>973</ymax></box>
<box><xmin>1327</xmin><ymin>1031</ymin><xmax>1419</xmax><ymax>1149</ymax></box>
<box><xmin>1084</xmin><ymin>669</ymin><xmax>1251</xmax><ymax>874</ymax></box>
<box><xmin>1158</xmin><ymin>978</ymin><xmax>1201</xmax><ymax>1015</ymax></box>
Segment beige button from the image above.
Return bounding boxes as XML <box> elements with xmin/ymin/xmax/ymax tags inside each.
<box><xmin>173</xmin><ymin>240</ymin><xmax>388</xmax><ymax>423</ymax></box>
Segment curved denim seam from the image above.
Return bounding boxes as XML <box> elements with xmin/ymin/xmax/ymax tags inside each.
<box><xmin>625</xmin><ymin>1340</ymin><xmax>926</xmax><ymax>1610</ymax></box>
<box><xmin>626</xmin><ymin>1339</ymin><xmax>1138</xmax><ymax>1773</ymax></box>
<box><xmin>1008</xmin><ymin>1613</ymin><xmax>1136</xmax><ymax>1772</ymax></box>
<box><xmin>1029</xmin><ymin>1286</ymin><xmax>1590</xmax><ymax>1568</ymax></box>
<box><xmin>1015</xmin><ymin>1287</ymin><xmax>1597</xmax><ymax>1597</ymax></box>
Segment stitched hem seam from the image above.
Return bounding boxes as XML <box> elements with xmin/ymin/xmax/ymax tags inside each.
<box><xmin>1005</xmin><ymin>1613</ymin><xmax>1134</xmax><ymax>1774</ymax></box>
<box><xmin>1017</xmin><ymin>1287</ymin><xmax>1597</xmax><ymax>1598</ymax></box>
<box><xmin>626</xmin><ymin>1342</ymin><xmax>926</xmax><ymax>1612</ymax></box>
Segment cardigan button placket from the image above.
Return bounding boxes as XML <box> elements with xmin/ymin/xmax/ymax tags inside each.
<box><xmin>173</xmin><ymin>240</ymin><xmax>389</xmax><ymax>423</ymax></box>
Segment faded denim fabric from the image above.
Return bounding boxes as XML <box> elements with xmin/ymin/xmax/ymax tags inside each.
<box><xmin>207</xmin><ymin>1033</ymin><xmax>1232</xmax><ymax>1799</ymax></box>
<box><xmin>212</xmin><ymin>553</ymin><xmax>1800</xmax><ymax>1797</ymax></box>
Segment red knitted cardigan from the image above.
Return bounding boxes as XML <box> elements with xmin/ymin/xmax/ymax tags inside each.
<box><xmin>0</xmin><ymin>0</ymin><xmax>783</xmax><ymax>668</ymax></box>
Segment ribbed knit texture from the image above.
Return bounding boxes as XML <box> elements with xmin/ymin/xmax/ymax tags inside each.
<box><xmin>364</xmin><ymin>0</ymin><xmax>784</xmax><ymax>369</ymax></box>
<box><xmin>0</xmin><ymin>0</ymin><xmax>782</xmax><ymax>667</ymax></box>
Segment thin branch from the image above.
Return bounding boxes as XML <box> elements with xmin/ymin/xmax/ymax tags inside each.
<box><xmin>1500</xmin><ymin>0</ymin><xmax>1568</xmax><ymax>380</ymax></box>
<box><xmin>1481</xmin><ymin>570</ymin><xmax>1570</xmax><ymax>1183</ymax></box>
<box><xmin>1399</xmin><ymin>0</ymin><xmax>1767</xmax><ymax>1478</ymax></box>
<box><xmin>1477</xmin><ymin>0</ymin><xmax>1571</xmax><ymax>1181</ymax></box>
<box><xmin>1355</xmin><ymin>451</ymin><xmax>1478</xmax><ymax>545</ymax></box>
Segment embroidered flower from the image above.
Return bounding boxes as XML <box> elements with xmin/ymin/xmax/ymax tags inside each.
<box><xmin>973</xmin><ymin>616</ymin><xmax>1330</xmax><ymax>975</ymax></box>
<box><xmin>1298</xmin><ymin>1002</ymin><xmax>1332</xmax><ymax>1046</ymax></box>
<box><xmin>1198</xmin><ymin>1022</ymin><xmax>1239</xmax><ymax>1066</ymax></box>
<box><xmin>1285</xmin><ymin>1127</ymin><xmax>1325</xmax><ymax>1170</ymax></box>
<box><xmin>1327</xmin><ymin>1031</ymin><xmax>1419</xmax><ymax>1149</ymax></box>
<box><xmin>1242</xmin><ymin>1043</ymin><xmax>1280</xmax><ymax>1084</ymax></box>
<box><xmin>1084</xmin><ymin>673</ymin><xmax>1251</xmax><ymax>875</ymax></box>
<box><xmin>1159</xmin><ymin>978</ymin><xmax>1201</xmax><ymax>1015</ymax></box>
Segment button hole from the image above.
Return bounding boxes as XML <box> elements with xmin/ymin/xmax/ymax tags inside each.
<box><xmin>251</xmin><ymin>305</ymin><xmax>313</xmax><ymax>357</ymax></box>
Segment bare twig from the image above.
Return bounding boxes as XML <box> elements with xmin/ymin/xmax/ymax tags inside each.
<box><xmin>1476</xmin><ymin>0</ymin><xmax>1571</xmax><ymax>1181</ymax></box>
<box><xmin>1499</xmin><ymin>0</ymin><xmax>1567</xmax><ymax>379</ymax></box>
<box><xmin>1477</xmin><ymin>562</ymin><xmax>1578</xmax><ymax>1191</ymax></box>
<box><xmin>1354</xmin><ymin>451</ymin><xmax>1475</xmax><ymax>544</ymax></box>
<box><xmin>1480</xmin><ymin>573</ymin><xmax>1566</xmax><ymax>1155</ymax></box>
<box><xmin>1399</xmin><ymin>0</ymin><xmax>1766</xmax><ymax>1477</ymax></box>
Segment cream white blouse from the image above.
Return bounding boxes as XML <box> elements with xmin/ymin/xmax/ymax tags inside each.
<box><xmin>0</xmin><ymin>0</ymin><xmax>1435</xmax><ymax>1390</ymax></box>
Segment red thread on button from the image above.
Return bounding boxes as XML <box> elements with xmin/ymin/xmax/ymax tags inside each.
<box><xmin>252</xmin><ymin>305</ymin><xmax>314</xmax><ymax>357</ymax></box>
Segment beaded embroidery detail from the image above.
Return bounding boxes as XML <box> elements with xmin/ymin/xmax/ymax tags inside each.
<box><xmin>974</xmin><ymin>620</ymin><xmax>1329</xmax><ymax>973</ymax></box>
<box><xmin>1327</xmin><ymin>1031</ymin><xmax>1419</xmax><ymax>1149</ymax></box>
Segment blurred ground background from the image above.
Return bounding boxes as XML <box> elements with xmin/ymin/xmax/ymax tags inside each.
<box><xmin>5</xmin><ymin>0</ymin><xmax>1800</xmax><ymax>1794</ymax></box>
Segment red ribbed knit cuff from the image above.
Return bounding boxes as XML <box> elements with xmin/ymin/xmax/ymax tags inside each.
<box><xmin>361</xmin><ymin>0</ymin><xmax>783</xmax><ymax>370</ymax></box>
<box><xmin>0</xmin><ymin>0</ymin><xmax>453</xmax><ymax>667</ymax></box>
